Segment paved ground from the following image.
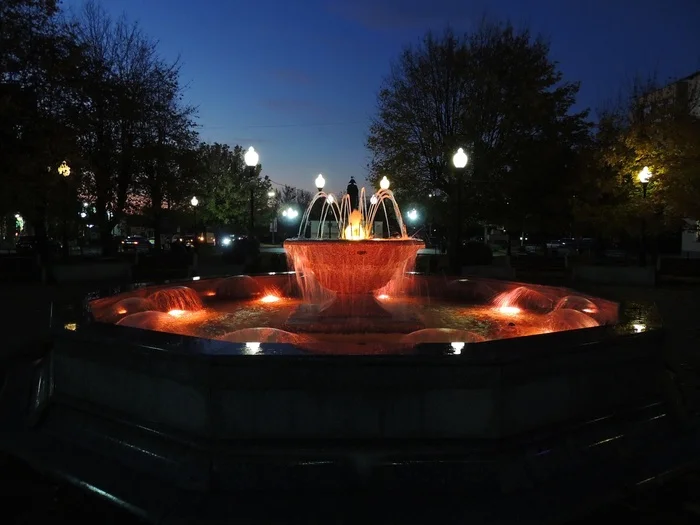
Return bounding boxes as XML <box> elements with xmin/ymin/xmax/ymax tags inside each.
<box><xmin>1</xmin><ymin>277</ymin><xmax>700</xmax><ymax>523</ymax></box>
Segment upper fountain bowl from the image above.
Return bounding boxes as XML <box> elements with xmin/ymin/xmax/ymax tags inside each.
<box><xmin>284</xmin><ymin>238</ymin><xmax>424</xmax><ymax>294</ymax></box>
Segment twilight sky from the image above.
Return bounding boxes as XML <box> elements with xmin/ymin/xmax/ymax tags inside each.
<box><xmin>63</xmin><ymin>0</ymin><xmax>700</xmax><ymax>193</ymax></box>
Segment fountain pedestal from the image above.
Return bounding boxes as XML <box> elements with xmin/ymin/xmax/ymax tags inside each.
<box><xmin>283</xmin><ymin>238</ymin><xmax>425</xmax><ymax>334</ymax></box>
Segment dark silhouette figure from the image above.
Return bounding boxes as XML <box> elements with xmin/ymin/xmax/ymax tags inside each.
<box><xmin>346</xmin><ymin>177</ymin><xmax>359</xmax><ymax>211</ymax></box>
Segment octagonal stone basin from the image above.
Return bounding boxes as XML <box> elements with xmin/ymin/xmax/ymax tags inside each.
<box><xmin>0</xmin><ymin>272</ymin><xmax>685</xmax><ymax>525</ymax></box>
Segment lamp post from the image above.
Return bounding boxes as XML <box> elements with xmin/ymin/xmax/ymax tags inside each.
<box><xmin>451</xmin><ymin>148</ymin><xmax>468</xmax><ymax>274</ymax></box>
<box><xmin>638</xmin><ymin>166</ymin><xmax>652</xmax><ymax>266</ymax></box>
<box><xmin>244</xmin><ymin>146</ymin><xmax>259</xmax><ymax>237</ymax></box>
<box><xmin>190</xmin><ymin>196</ymin><xmax>198</xmax><ymax>231</ymax></box>
<box><xmin>57</xmin><ymin>160</ymin><xmax>71</xmax><ymax>257</ymax></box>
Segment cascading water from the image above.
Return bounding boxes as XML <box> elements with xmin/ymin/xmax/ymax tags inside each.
<box><xmin>148</xmin><ymin>286</ymin><xmax>203</xmax><ymax>312</ymax></box>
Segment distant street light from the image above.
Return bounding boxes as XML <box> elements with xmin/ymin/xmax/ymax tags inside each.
<box><xmin>190</xmin><ymin>196</ymin><xmax>199</xmax><ymax>207</ymax></box>
<box><xmin>379</xmin><ymin>176</ymin><xmax>390</xmax><ymax>190</ymax></box>
<box><xmin>244</xmin><ymin>146</ymin><xmax>259</xmax><ymax>236</ymax></box>
<box><xmin>79</xmin><ymin>211</ymin><xmax>87</xmax><ymax>219</ymax></box>
<box><xmin>326</xmin><ymin>194</ymin><xmax>335</xmax><ymax>204</ymax></box>
<box><xmin>315</xmin><ymin>174</ymin><xmax>326</xmax><ymax>192</ymax></box>
<box><xmin>267</xmin><ymin>190</ymin><xmax>275</xmax><ymax>198</ymax></box>
<box><xmin>407</xmin><ymin>208</ymin><xmax>419</xmax><ymax>222</ymax></box>
<box><xmin>282</xmin><ymin>207</ymin><xmax>299</xmax><ymax>220</ymax></box>
<box><xmin>637</xmin><ymin>166</ymin><xmax>652</xmax><ymax>266</ymax></box>
<box><xmin>58</xmin><ymin>160</ymin><xmax>71</xmax><ymax>177</ymax></box>
<box><xmin>370</xmin><ymin>195</ymin><xmax>378</xmax><ymax>205</ymax></box>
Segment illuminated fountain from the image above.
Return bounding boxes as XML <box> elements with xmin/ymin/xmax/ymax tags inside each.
<box><xmin>0</xmin><ymin>154</ymin><xmax>680</xmax><ymax>523</ymax></box>
<box><xmin>284</xmin><ymin>175</ymin><xmax>424</xmax><ymax>328</ymax></box>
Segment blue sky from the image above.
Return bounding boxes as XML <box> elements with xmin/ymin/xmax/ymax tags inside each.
<box><xmin>63</xmin><ymin>0</ymin><xmax>700</xmax><ymax>193</ymax></box>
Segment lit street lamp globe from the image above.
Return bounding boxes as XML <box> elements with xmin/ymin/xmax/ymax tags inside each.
<box><xmin>58</xmin><ymin>161</ymin><xmax>70</xmax><ymax>177</ymax></box>
<box><xmin>267</xmin><ymin>191</ymin><xmax>275</xmax><ymax>198</ymax></box>
<box><xmin>452</xmin><ymin>148</ymin><xmax>468</xmax><ymax>169</ymax></box>
<box><xmin>379</xmin><ymin>176</ymin><xmax>390</xmax><ymax>190</ymax></box>
<box><xmin>190</xmin><ymin>196</ymin><xmax>199</xmax><ymax>207</ymax></box>
<box><xmin>326</xmin><ymin>194</ymin><xmax>335</xmax><ymax>204</ymax></box>
<box><xmin>638</xmin><ymin>166</ymin><xmax>652</xmax><ymax>184</ymax></box>
<box><xmin>315</xmin><ymin>174</ymin><xmax>325</xmax><ymax>191</ymax></box>
<box><xmin>407</xmin><ymin>208</ymin><xmax>419</xmax><ymax>222</ymax></box>
<box><xmin>370</xmin><ymin>195</ymin><xmax>378</xmax><ymax>205</ymax></box>
<box><xmin>244</xmin><ymin>146</ymin><xmax>259</xmax><ymax>167</ymax></box>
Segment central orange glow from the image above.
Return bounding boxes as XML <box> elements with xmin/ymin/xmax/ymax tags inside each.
<box><xmin>260</xmin><ymin>294</ymin><xmax>280</xmax><ymax>303</ymax></box>
<box><xmin>582</xmin><ymin>308</ymin><xmax>597</xmax><ymax>314</ymax></box>
<box><xmin>343</xmin><ymin>210</ymin><xmax>368</xmax><ymax>240</ymax></box>
<box><xmin>117</xmin><ymin>308</ymin><xmax>127</xmax><ymax>315</ymax></box>
<box><xmin>377</xmin><ymin>294</ymin><xmax>390</xmax><ymax>300</ymax></box>
<box><xmin>168</xmin><ymin>309</ymin><xmax>186</xmax><ymax>317</ymax></box>
<box><xmin>498</xmin><ymin>306</ymin><xmax>521</xmax><ymax>315</ymax></box>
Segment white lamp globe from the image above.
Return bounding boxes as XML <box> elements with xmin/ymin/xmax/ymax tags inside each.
<box><xmin>452</xmin><ymin>148</ymin><xmax>468</xmax><ymax>169</ymax></box>
<box><xmin>244</xmin><ymin>146</ymin><xmax>259</xmax><ymax>167</ymax></box>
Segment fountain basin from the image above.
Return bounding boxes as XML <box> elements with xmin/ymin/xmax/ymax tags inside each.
<box><xmin>284</xmin><ymin>238</ymin><xmax>424</xmax><ymax>294</ymax></box>
<box><xmin>0</xmin><ymin>274</ymin><xmax>695</xmax><ymax>525</ymax></box>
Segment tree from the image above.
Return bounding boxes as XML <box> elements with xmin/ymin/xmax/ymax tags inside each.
<box><xmin>71</xmin><ymin>0</ymin><xmax>187</xmax><ymax>253</ymax></box>
<box><xmin>0</xmin><ymin>0</ymin><xmax>85</xmax><ymax>257</ymax></box>
<box><xmin>195</xmin><ymin>142</ymin><xmax>273</xmax><ymax>233</ymax></box>
<box><xmin>367</xmin><ymin>21</ymin><xmax>590</xmax><ymax>257</ymax></box>
<box><xmin>575</xmin><ymin>76</ymin><xmax>700</xmax><ymax>246</ymax></box>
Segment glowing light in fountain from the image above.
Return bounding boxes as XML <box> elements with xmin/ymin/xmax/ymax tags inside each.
<box><xmin>377</xmin><ymin>294</ymin><xmax>390</xmax><ymax>301</ymax></box>
<box><xmin>450</xmin><ymin>342</ymin><xmax>465</xmax><ymax>355</ymax></box>
<box><xmin>344</xmin><ymin>210</ymin><xmax>367</xmax><ymax>240</ymax></box>
<box><xmin>245</xmin><ymin>342</ymin><xmax>261</xmax><ymax>354</ymax></box>
<box><xmin>498</xmin><ymin>305</ymin><xmax>521</xmax><ymax>315</ymax></box>
<box><xmin>633</xmin><ymin>323</ymin><xmax>646</xmax><ymax>333</ymax></box>
<box><xmin>168</xmin><ymin>309</ymin><xmax>186</xmax><ymax>317</ymax></box>
<box><xmin>260</xmin><ymin>294</ymin><xmax>280</xmax><ymax>303</ymax></box>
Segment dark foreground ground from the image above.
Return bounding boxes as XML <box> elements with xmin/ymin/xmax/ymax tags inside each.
<box><xmin>1</xmin><ymin>278</ymin><xmax>700</xmax><ymax>524</ymax></box>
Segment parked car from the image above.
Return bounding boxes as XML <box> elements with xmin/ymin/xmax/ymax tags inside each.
<box><xmin>120</xmin><ymin>235</ymin><xmax>151</xmax><ymax>253</ymax></box>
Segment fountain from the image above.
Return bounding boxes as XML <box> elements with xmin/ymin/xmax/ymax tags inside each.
<box><xmin>284</xmin><ymin>175</ymin><xmax>424</xmax><ymax>329</ymax></box>
<box><xmin>1</xmin><ymin>174</ymin><xmax>691</xmax><ymax>525</ymax></box>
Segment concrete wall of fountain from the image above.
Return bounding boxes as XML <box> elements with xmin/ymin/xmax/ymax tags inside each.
<box><xmin>45</xmin><ymin>320</ymin><xmax>662</xmax><ymax>466</ymax></box>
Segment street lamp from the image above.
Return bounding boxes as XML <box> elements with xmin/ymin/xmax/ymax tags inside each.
<box><xmin>57</xmin><ymin>161</ymin><xmax>71</xmax><ymax>257</ymax></box>
<box><xmin>407</xmin><ymin>208</ymin><xmax>419</xmax><ymax>222</ymax></box>
<box><xmin>379</xmin><ymin>176</ymin><xmax>390</xmax><ymax>191</ymax></box>
<box><xmin>244</xmin><ymin>146</ymin><xmax>259</xmax><ymax>236</ymax></box>
<box><xmin>267</xmin><ymin>190</ymin><xmax>275</xmax><ymax>198</ymax></box>
<box><xmin>638</xmin><ymin>166</ymin><xmax>652</xmax><ymax>198</ymax></box>
<box><xmin>315</xmin><ymin>174</ymin><xmax>325</xmax><ymax>192</ymax></box>
<box><xmin>451</xmin><ymin>148</ymin><xmax>469</xmax><ymax>274</ymax></box>
<box><xmin>58</xmin><ymin>160</ymin><xmax>71</xmax><ymax>177</ymax></box>
<box><xmin>370</xmin><ymin>195</ymin><xmax>378</xmax><ymax>205</ymax></box>
<box><xmin>191</xmin><ymin>196</ymin><xmax>198</xmax><ymax>231</ymax></box>
<box><xmin>637</xmin><ymin>166</ymin><xmax>652</xmax><ymax>266</ymax></box>
<box><xmin>452</xmin><ymin>148</ymin><xmax>468</xmax><ymax>169</ymax></box>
